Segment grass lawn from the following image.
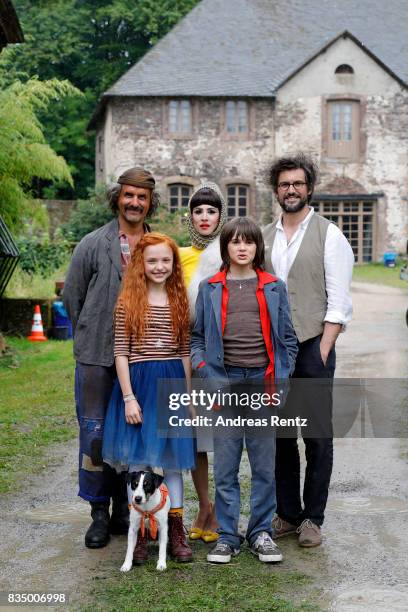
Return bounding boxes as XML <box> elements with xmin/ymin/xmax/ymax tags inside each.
<box><xmin>0</xmin><ymin>337</ymin><xmax>76</xmax><ymax>493</ymax></box>
<box><xmin>4</xmin><ymin>264</ymin><xmax>70</xmax><ymax>299</ymax></box>
<box><xmin>85</xmin><ymin>551</ymin><xmax>317</xmax><ymax>612</ymax></box>
<box><xmin>81</xmin><ymin>463</ymin><xmax>320</xmax><ymax>612</ymax></box>
<box><xmin>84</xmin><ymin>460</ymin><xmax>319</xmax><ymax>612</ymax></box>
<box><xmin>353</xmin><ymin>261</ymin><xmax>408</xmax><ymax>290</ymax></box>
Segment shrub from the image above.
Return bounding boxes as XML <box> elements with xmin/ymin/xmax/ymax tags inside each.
<box><xmin>60</xmin><ymin>184</ymin><xmax>114</xmax><ymax>243</ymax></box>
<box><xmin>16</xmin><ymin>236</ymin><xmax>71</xmax><ymax>277</ymax></box>
<box><xmin>152</xmin><ymin>207</ymin><xmax>190</xmax><ymax>246</ymax></box>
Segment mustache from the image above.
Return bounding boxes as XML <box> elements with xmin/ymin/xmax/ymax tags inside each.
<box><xmin>125</xmin><ymin>205</ymin><xmax>144</xmax><ymax>213</ymax></box>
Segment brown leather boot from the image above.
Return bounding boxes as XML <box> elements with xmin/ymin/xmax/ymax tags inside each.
<box><xmin>133</xmin><ymin>529</ymin><xmax>148</xmax><ymax>565</ymax></box>
<box><xmin>168</xmin><ymin>513</ymin><xmax>193</xmax><ymax>562</ymax></box>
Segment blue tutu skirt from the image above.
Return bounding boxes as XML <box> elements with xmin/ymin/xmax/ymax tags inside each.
<box><xmin>103</xmin><ymin>359</ymin><xmax>196</xmax><ymax>471</ymax></box>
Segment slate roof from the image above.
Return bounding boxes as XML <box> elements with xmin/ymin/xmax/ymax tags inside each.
<box><xmin>105</xmin><ymin>0</ymin><xmax>408</xmax><ymax>99</ymax></box>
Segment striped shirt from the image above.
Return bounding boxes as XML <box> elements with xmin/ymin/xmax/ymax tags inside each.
<box><xmin>114</xmin><ymin>304</ymin><xmax>190</xmax><ymax>363</ymax></box>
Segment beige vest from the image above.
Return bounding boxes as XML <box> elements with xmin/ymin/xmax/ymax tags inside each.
<box><xmin>263</xmin><ymin>214</ymin><xmax>330</xmax><ymax>343</ymax></box>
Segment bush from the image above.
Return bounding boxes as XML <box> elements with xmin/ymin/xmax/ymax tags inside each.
<box><xmin>16</xmin><ymin>236</ymin><xmax>72</xmax><ymax>277</ymax></box>
<box><xmin>60</xmin><ymin>183</ymin><xmax>114</xmax><ymax>243</ymax></box>
<box><xmin>152</xmin><ymin>207</ymin><xmax>190</xmax><ymax>246</ymax></box>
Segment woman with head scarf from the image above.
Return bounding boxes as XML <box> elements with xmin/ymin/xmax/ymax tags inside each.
<box><xmin>179</xmin><ymin>182</ymin><xmax>228</xmax><ymax>543</ymax></box>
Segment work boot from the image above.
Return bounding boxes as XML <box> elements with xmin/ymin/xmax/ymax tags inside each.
<box><xmin>272</xmin><ymin>515</ymin><xmax>298</xmax><ymax>539</ymax></box>
<box><xmin>109</xmin><ymin>472</ymin><xmax>130</xmax><ymax>535</ymax></box>
<box><xmin>297</xmin><ymin>519</ymin><xmax>322</xmax><ymax>547</ymax></box>
<box><xmin>133</xmin><ymin>529</ymin><xmax>148</xmax><ymax>565</ymax></box>
<box><xmin>168</xmin><ymin>514</ymin><xmax>193</xmax><ymax>562</ymax></box>
<box><xmin>85</xmin><ymin>502</ymin><xmax>110</xmax><ymax>549</ymax></box>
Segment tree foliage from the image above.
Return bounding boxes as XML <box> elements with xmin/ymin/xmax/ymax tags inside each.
<box><xmin>0</xmin><ymin>0</ymin><xmax>199</xmax><ymax>198</ymax></box>
<box><xmin>0</xmin><ymin>77</ymin><xmax>80</xmax><ymax>231</ymax></box>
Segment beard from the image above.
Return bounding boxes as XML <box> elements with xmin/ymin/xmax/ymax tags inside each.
<box><xmin>278</xmin><ymin>194</ymin><xmax>308</xmax><ymax>214</ymax></box>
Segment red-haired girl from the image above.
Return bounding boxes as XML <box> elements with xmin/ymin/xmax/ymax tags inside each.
<box><xmin>103</xmin><ymin>233</ymin><xmax>195</xmax><ymax>563</ymax></box>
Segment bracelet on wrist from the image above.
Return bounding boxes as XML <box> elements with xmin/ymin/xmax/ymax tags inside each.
<box><xmin>123</xmin><ymin>393</ymin><xmax>136</xmax><ymax>403</ymax></box>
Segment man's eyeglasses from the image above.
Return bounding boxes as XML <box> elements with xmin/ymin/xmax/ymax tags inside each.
<box><xmin>278</xmin><ymin>181</ymin><xmax>307</xmax><ymax>191</ymax></box>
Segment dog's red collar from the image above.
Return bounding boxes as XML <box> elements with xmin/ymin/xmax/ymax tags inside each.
<box><xmin>128</xmin><ymin>483</ymin><xmax>169</xmax><ymax>540</ymax></box>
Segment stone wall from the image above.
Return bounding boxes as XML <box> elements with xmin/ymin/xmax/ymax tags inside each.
<box><xmin>274</xmin><ymin>89</ymin><xmax>408</xmax><ymax>258</ymax></box>
<box><xmin>98</xmin><ymin>96</ymin><xmax>276</xmax><ymax>224</ymax></box>
<box><xmin>274</xmin><ymin>34</ymin><xmax>408</xmax><ymax>258</ymax></box>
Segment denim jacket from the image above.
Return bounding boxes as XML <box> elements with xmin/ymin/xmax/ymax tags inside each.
<box><xmin>191</xmin><ymin>269</ymin><xmax>298</xmax><ymax>384</ymax></box>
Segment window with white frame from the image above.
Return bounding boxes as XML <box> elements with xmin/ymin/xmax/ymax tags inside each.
<box><xmin>327</xmin><ymin>100</ymin><xmax>360</xmax><ymax>160</ymax></box>
<box><xmin>168</xmin><ymin>100</ymin><xmax>192</xmax><ymax>134</ymax></box>
<box><xmin>225</xmin><ymin>100</ymin><xmax>248</xmax><ymax>134</ymax></box>
<box><xmin>227</xmin><ymin>184</ymin><xmax>249</xmax><ymax>217</ymax></box>
<box><xmin>168</xmin><ymin>183</ymin><xmax>192</xmax><ymax>212</ymax></box>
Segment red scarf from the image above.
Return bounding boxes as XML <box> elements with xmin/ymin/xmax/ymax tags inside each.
<box><xmin>129</xmin><ymin>483</ymin><xmax>169</xmax><ymax>540</ymax></box>
<box><xmin>208</xmin><ymin>268</ymin><xmax>277</xmax><ymax>383</ymax></box>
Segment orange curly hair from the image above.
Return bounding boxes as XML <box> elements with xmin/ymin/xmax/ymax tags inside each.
<box><xmin>115</xmin><ymin>233</ymin><xmax>189</xmax><ymax>348</ymax></box>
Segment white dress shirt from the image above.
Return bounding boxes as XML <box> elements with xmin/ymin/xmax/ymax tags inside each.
<box><xmin>271</xmin><ymin>207</ymin><xmax>354</xmax><ymax>325</ymax></box>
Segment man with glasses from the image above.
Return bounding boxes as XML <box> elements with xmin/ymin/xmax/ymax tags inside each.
<box><xmin>263</xmin><ymin>153</ymin><xmax>354</xmax><ymax>547</ymax></box>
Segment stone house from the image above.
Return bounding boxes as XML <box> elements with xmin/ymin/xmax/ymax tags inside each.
<box><xmin>89</xmin><ymin>0</ymin><xmax>408</xmax><ymax>263</ymax></box>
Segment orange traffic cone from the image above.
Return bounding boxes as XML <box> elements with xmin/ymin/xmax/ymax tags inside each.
<box><xmin>27</xmin><ymin>304</ymin><xmax>47</xmax><ymax>342</ymax></box>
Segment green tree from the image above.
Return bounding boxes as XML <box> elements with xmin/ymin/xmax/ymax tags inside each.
<box><xmin>0</xmin><ymin>77</ymin><xmax>80</xmax><ymax>232</ymax></box>
<box><xmin>0</xmin><ymin>0</ymin><xmax>199</xmax><ymax>199</ymax></box>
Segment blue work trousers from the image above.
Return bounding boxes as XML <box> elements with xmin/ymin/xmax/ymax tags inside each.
<box><xmin>213</xmin><ymin>365</ymin><xmax>277</xmax><ymax>549</ymax></box>
<box><xmin>75</xmin><ymin>362</ymin><xmax>117</xmax><ymax>502</ymax></box>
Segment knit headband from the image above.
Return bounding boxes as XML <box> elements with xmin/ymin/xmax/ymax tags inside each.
<box><xmin>117</xmin><ymin>167</ymin><xmax>155</xmax><ymax>190</ymax></box>
<box><xmin>186</xmin><ymin>182</ymin><xmax>228</xmax><ymax>249</ymax></box>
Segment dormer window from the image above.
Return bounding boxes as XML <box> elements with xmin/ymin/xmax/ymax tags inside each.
<box><xmin>335</xmin><ymin>64</ymin><xmax>354</xmax><ymax>74</ymax></box>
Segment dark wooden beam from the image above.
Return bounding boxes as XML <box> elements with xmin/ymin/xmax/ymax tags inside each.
<box><xmin>0</xmin><ymin>0</ymin><xmax>24</xmax><ymax>48</ymax></box>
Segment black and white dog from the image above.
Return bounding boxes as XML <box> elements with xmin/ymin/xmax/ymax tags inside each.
<box><xmin>121</xmin><ymin>470</ymin><xmax>170</xmax><ymax>572</ymax></box>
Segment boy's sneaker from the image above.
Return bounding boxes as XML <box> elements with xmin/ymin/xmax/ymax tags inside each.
<box><xmin>272</xmin><ymin>516</ymin><xmax>298</xmax><ymax>538</ymax></box>
<box><xmin>207</xmin><ymin>541</ymin><xmax>240</xmax><ymax>564</ymax></box>
<box><xmin>250</xmin><ymin>532</ymin><xmax>283</xmax><ymax>563</ymax></box>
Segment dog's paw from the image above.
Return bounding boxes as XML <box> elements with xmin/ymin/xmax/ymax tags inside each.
<box><xmin>120</xmin><ymin>561</ymin><xmax>133</xmax><ymax>572</ymax></box>
<box><xmin>156</xmin><ymin>561</ymin><xmax>167</xmax><ymax>571</ymax></box>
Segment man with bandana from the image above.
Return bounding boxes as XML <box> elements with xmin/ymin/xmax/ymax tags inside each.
<box><xmin>263</xmin><ymin>154</ymin><xmax>354</xmax><ymax>548</ymax></box>
<box><xmin>64</xmin><ymin>167</ymin><xmax>159</xmax><ymax>548</ymax></box>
